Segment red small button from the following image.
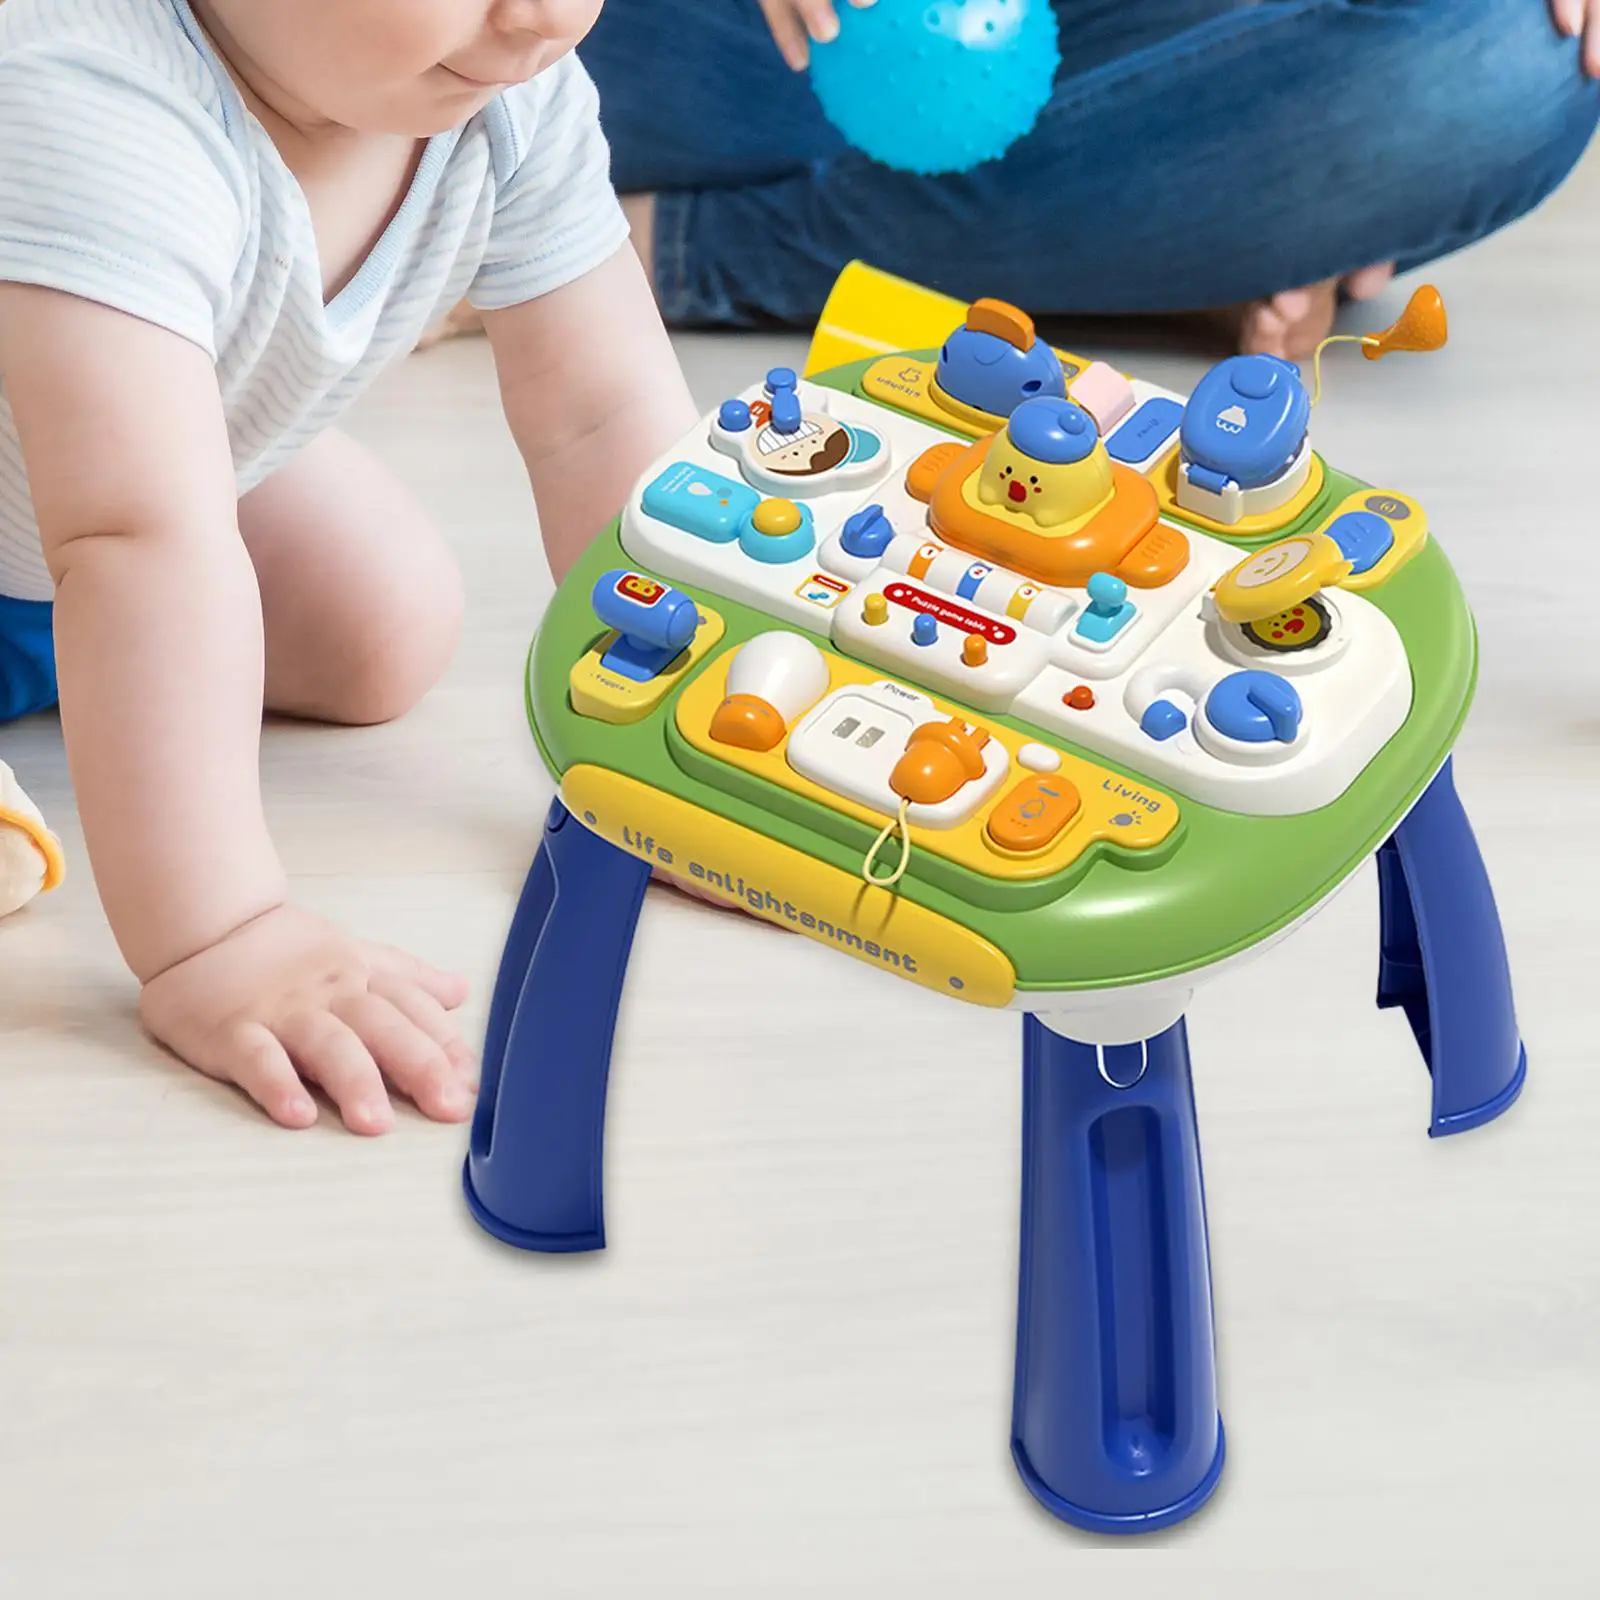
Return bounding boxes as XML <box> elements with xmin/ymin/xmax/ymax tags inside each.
<box><xmin>1063</xmin><ymin>686</ymin><xmax>1096</xmax><ymax>711</ymax></box>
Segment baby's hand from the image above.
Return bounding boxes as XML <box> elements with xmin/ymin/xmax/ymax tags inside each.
<box><xmin>1551</xmin><ymin>0</ymin><xmax>1600</xmax><ymax>76</ymax></box>
<box><xmin>139</xmin><ymin>904</ymin><xmax>476</xmax><ymax>1134</ymax></box>
<box><xmin>759</xmin><ymin>0</ymin><xmax>877</xmax><ymax>72</ymax></box>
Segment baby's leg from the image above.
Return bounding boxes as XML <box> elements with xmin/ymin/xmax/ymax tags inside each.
<box><xmin>238</xmin><ymin>430</ymin><xmax>463</xmax><ymax>725</ymax></box>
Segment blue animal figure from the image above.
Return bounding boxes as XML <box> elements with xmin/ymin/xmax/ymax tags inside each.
<box><xmin>934</xmin><ymin>298</ymin><xmax>1066</xmax><ymax>420</ymax></box>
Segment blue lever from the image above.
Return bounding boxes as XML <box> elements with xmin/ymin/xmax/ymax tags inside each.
<box><xmin>591</xmin><ymin>570</ymin><xmax>700</xmax><ymax>683</ymax></box>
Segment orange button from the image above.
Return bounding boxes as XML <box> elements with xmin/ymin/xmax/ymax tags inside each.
<box><xmin>986</xmin><ymin>776</ymin><xmax>1081</xmax><ymax>855</ymax></box>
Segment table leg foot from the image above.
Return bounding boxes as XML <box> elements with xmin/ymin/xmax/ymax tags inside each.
<box><xmin>1012</xmin><ymin>1016</ymin><xmax>1224</xmax><ymax>1535</ymax></box>
<box><xmin>463</xmin><ymin>800</ymin><xmax>651</xmax><ymax>1251</ymax></box>
<box><xmin>1378</xmin><ymin>758</ymin><xmax>1526</xmax><ymax>1138</ymax></box>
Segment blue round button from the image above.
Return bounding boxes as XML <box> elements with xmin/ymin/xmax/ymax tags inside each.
<box><xmin>912</xmin><ymin>615</ymin><xmax>939</xmax><ymax>647</ymax></box>
<box><xmin>1141</xmin><ymin>699</ymin><xmax>1188</xmax><ymax>742</ymax></box>
<box><xmin>1006</xmin><ymin>397</ymin><xmax>1098</xmax><ymax>466</ymax></box>
<box><xmin>1230</xmin><ymin>357</ymin><xmax>1283</xmax><ymax>401</ymax></box>
<box><xmin>718</xmin><ymin>399</ymin><xmax>752</xmax><ymax>433</ymax></box>
<box><xmin>1204</xmin><ymin>670</ymin><xmax>1303</xmax><ymax>744</ymax></box>
<box><xmin>765</xmin><ymin>367</ymin><xmax>798</xmax><ymax>394</ymax></box>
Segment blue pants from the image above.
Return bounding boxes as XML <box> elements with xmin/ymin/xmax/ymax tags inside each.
<box><xmin>0</xmin><ymin>594</ymin><xmax>55</xmax><ymax>724</ymax></box>
<box><xmin>581</xmin><ymin>0</ymin><xmax>1600</xmax><ymax>326</ymax></box>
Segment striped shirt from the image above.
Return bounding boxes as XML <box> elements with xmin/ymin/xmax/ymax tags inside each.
<box><xmin>0</xmin><ymin>0</ymin><xmax>629</xmax><ymax>600</ymax></box>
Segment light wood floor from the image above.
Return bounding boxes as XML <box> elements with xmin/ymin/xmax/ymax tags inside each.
<box><xmin>3</xmin><ymin>151</ymin><xmax>1599</xmax><ymax>1597</ymax></box>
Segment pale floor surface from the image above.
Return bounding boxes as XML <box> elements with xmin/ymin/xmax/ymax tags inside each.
<box><xmin>3</xmin><ymin>152</ymin><xmax>1599</xmax><ymax>1597</ymax></box>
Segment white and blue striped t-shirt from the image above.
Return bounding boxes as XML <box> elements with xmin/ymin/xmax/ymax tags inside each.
<box><xmin>0</xmin><ymin>0</ymin><xmax>630</xmax><ymax>601</ymax></box>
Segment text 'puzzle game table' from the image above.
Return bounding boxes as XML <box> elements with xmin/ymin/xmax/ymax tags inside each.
<box><xmin>462</xmin><ymin>264</ymin><xmax>1525</xmax><ymax>1534</ymax></box>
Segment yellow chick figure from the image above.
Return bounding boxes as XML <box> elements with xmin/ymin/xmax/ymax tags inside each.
<box><xmin>973</xmin><ymin>398</ymin><xmax>1113</xmax><ymax>532</ymax></box>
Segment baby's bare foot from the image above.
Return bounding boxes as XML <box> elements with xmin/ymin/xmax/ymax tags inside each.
<box><xmin>1236</xmin><ymin>263</ymin><xmax>1395</xmax><ymax>360</ymax></box>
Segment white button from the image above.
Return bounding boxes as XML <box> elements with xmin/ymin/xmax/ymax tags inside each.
<box><xmin>1017</xmin><ymin>742</ymin><xmax>1061</xmax><ymax>774</ymax></box>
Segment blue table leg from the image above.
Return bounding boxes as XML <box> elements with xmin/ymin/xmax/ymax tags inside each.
<box><xmin>1377</xmin><ymin>757</ymin><xmax>1527</xmax><ymax>1138</ymax></box>
<box><xmin>1012</xmin><ymin>1016</ymin><xmax>1225</xmax><ymax>1535</ymax></box>
<box><xmin>463</xmin><ymin>799</ymin><xmax>651</xmax><ymax>1252</ymax></box>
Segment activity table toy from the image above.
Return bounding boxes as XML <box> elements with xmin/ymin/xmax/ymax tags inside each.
<box><xmin>463</xmin><ymin>263</ymin><xmax>1525</xmax><ymax>1534</ymax></box>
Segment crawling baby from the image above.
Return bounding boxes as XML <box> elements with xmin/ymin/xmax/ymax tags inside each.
<box><xmin>0</xmin><ymin>0</ymin><xmax>696</xmax><ymax>1131</ymax></box>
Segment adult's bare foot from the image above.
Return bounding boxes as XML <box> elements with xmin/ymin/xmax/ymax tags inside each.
<box><xmin>1236</xmin><ymin>263</ymin><xmax>1395</xmax><ymax>360</ymax></box>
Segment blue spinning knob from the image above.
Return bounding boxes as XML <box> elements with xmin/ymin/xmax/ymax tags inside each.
<box><xmin>1204</xmin><ymin>670</ymin><xmax>1302</xmax><ymax>744</ymax></box>
<box><xmin>810</xmin><ymin>0</ymin><xmax>1062</xmax><ymax>176</ymax></box>
<box><xmin>841</xmin><ymin>504</ymin><xmax>896</xmax><ymax>559</ymax></box>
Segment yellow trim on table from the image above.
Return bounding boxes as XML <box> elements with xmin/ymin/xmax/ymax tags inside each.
<box><xmin>0</xmin><ymin>804</ymin><xmax>65</xmax><ymax>892</ymax></box>
<box><xmin>567</xmin><ymin>606</ymin><xmax>726</xmax><ymax>726</ymax></box>
<box><xmin>1149</xmin><ymin>447</ymin><xmax>1327</xmax><ymax>539</ymax></box>
<box><xmin>676</xmin><ymin>647</ymin><xmax>1180</xmax><ymax>883</ymax></box>
<box><xmin>560</xmin><ymin>765</ymin><xmax>1017</xmax><ymax>1008</ymax></box>
<box><xmin>808</xmin><ymin>260</ymin><xmax>1085</xmax><ymax>391</ymax></box>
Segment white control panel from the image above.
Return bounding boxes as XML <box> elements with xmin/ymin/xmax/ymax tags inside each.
<box><xmin>619</xmin><ymin>375</ymin><xmax>1413</xmax><ymax>817</ymax></box>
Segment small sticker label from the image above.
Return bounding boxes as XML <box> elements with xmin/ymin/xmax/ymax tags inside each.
<box><xmin>883</xmin><ymin>581</ymin><xmax>1018</xmax><ymax>645</ymax></box>
<box><xmin>1364</xmin><ymin>493</ymin><xmax>1411</xmax><ymax>520</ymax></box>
<box><xmin>615</xmin><ymin>573</ymin><xmax>665</xmax><ymax>606</ymax></box>
<box><xmin>796</xmin><ymin>572</ymin><xmax>849</xmax><ymax>609</ymax></box>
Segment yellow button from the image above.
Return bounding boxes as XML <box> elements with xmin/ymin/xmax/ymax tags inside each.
<box><xmin>863</xmin><ymin>592</ymin><xmax>889</xmax><ymax>626</ymax></box>
<box><xmin>986</xmin><ymin>776</ymin><xmax>1081</xmax><ymax>855</ymax></box>
<box><xmin>962</xmin><ymin>634</ymin><xmax>989</xmax><ymax>667</ymax></box>
<box><xmin>752</xmin><ymin>498</ymin><xmax>803</xmax><ymax>537</ymax></box>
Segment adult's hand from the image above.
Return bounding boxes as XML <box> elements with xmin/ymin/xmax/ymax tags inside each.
<box><xmin>1551</xmin><ymin>0</ymin><xmax>1600</xmax><ymax>77</ymax></box>
<box><xmin>759</xmin><ymin>0</ymin><xmax>878</xmax><ymax>73</ymax></box>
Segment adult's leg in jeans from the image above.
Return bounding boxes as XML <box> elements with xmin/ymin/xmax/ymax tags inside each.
<box><xmin>585</xmin><ymin>0</ymin><xmax>1599</xmax><ymax>340</ymax></box>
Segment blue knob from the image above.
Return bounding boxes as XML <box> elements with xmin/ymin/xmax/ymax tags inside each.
<box><xmin>718</xmin><ymin>398</ymin><xmax>752</xmax><ymax>433</ymax></box>
<box><xmin>912</xmin><ymin>615</ymin><xmax>939</xmax><ymax>647</ymax></box>
<box><xmin>772</xmin><ymin>393</ymin><xmax>804</xmax><ymax>436</ymax></box>
<box><xmin>1086</xmin><ymin>572</ymin><xmax>1128</xmax><ymax>615</ymax></box>
<box><xmin>841</xmin><ymin>504</ymin><xmax>896</xmax><ymax>559</ymax></box>
<box><xmin>1140</xmin><ymin>700</ymin><xmax>1188</xmax><ymax>742</ymax></box>
<box><xmin>1204</xmin><ymin>670</ymin><xmax>1302</xmax><ymax>744</ymax></box>
<box><xmin>765</xmin><ymin>367</ymin><xmax>798</xmax><ymax>395</ymax></box>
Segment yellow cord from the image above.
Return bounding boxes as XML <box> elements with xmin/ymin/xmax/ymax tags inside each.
<box><xmin>862</xmin><ymin>797</ymin><xmax>913</xmax><ymax>889</ymax></box>
<box><xmin>1309</xmin><ymin>333</ymin><xmax>1378</xmax><ymax>407</ymax></box>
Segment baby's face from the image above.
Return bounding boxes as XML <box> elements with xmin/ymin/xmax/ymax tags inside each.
<box><xmin>197</xmin><ymin>0</ymin><xmax>605</xmax><ymax>134</ymax></box>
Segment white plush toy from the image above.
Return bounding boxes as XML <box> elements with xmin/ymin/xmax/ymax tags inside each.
<box><xmin>0</xmin><ymin>759</ymin><xmax>63</xmax><ymax>917</ymax></box>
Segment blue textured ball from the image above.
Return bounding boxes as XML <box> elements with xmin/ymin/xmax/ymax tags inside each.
<box><xmin>810</xmin><ymin>0</ymin><xmax>1061</xmax><ymax>176</ymax></box>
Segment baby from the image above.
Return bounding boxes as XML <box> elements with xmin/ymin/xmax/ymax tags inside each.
<box><xmin>0</xmin><ymin>0</ymin><xmax>696</xmax><ymax>1132</ymax></box>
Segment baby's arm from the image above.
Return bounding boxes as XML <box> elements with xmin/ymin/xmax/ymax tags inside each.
<box><xmin>0</xmin><ymin>286</ymin><xmax>474</xmax><ymax>1132</ymax></box>
<box><xmin>481</xmin><ymin>246</ymin><xmax>698</xmax><ymax>581</ymax></box>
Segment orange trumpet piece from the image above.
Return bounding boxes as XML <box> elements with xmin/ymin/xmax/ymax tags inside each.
<box><xmin>1362</xmin><ymin>284</ymin><xmax>1448</xmax><ymax>361</ymax></box>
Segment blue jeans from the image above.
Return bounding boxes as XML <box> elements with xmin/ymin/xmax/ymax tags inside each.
<box><xmin>580</xmin><ymin>0</ymin><xmax>1600</xmax><ymax>325</ymax></box>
